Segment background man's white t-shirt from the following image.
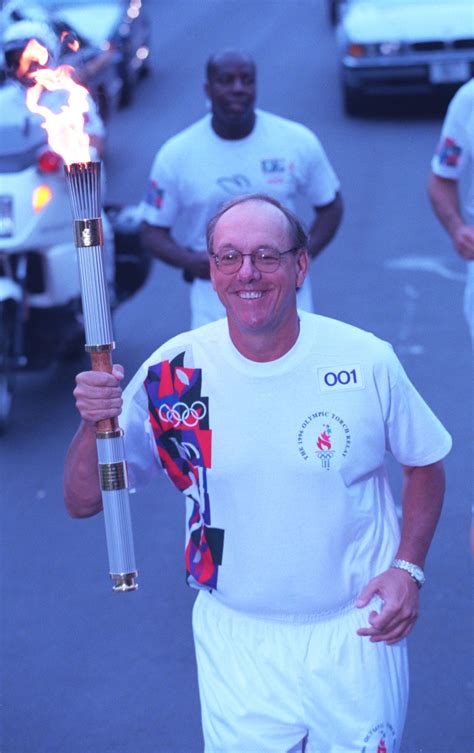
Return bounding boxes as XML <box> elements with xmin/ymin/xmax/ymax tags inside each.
<box><xmin>140</xmin><ymin>110</ymin><xmax>340</xmax><ymax>327</ymax></box>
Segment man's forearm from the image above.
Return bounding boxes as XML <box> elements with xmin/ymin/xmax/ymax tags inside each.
<box><xmin>307</xmin><ymin>193</ymin><xmax>343</xmax><ymax>258</ymax></box>
<box><xmin>64</xmin><ymin>421</ymin><xmax>103</xmax><ymax>518</ymax></box>
<box><xmin>140</xmin><ymin>223</ymin><xmax>193</xmax><ymax>269</ymax></box>
<box><xmin>140</xmin><ymin>223</ymin><xmax>210</xmax><ymax>278</ymax></box>
<box><xmin>396</xmin><ymin>461</ymin><xmax>446</xmax><ymax>567</ymax></box>
<box><xmin>428</xmin><ymin>173</ymin><xmax>463</xmax><ymax>238</ymax></box>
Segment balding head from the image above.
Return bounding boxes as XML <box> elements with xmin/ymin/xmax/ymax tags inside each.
<box><xmin>206</xmin><ymin>48</ymin><xmax>256</xmax><ymax>83</ymax></box>
<box><xmin>207</xmin><ymin>194</ymin><xmax>308</xmax><ymax>255</ymax></box>
<box><xmin>204</xmin><ymin>48</ymin><xmax>257</xmax><ymax>138</ymax></box>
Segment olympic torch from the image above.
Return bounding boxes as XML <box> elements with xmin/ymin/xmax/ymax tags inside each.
<box><xmin>21</xmin><ymin>37</ymin><xmax>138</xmax><ymax>591</ymax></box>
<box><xmin>65</xmin><ymin>161</ymin><xmax>138</xmax><ymax>592</ymax></box>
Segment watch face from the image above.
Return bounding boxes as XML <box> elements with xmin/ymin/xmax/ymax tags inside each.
<box><xmin>414</xmin><ymin>567</ymin><xmax>425</xmax><ymax>583</ymax></box>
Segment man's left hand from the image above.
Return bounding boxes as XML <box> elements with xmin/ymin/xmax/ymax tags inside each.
<box><xmin>355</xmin><ymin>568</ymin><xmax>419</xmax><ymax>645</ymax></box>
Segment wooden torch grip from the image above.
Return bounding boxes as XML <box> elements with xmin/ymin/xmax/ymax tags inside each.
<box><xmin>90</xmin><ymin>351</ymin><xmax>119</xmax><ymax>433</ymax></box>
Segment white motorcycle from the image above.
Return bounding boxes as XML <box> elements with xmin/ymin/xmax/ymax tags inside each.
<box><xmin>0</xmin><ymin>83</ymin><xmax>150</xmax><ymax>432</ymax></box>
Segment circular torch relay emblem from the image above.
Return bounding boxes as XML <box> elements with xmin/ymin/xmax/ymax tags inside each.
<box><xmin>297</xmin><ymin>410</ymin><xmax>351</xmax><ymax>470</ymax></box>
<box><xmin>361</xmin><ymin>722</ymin><xmax>397</xmax><ymax>753</ymax></box>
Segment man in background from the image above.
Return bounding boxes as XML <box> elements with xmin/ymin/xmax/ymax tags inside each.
<box><xmin>140</xmin><ymin>48</ymin><xmax>343</xmax><ymax>328</ymax></box>
<box><xmin>428</xmin><ymin>78</ymin><xmax>474</xmax><ymax>342</ymax></box>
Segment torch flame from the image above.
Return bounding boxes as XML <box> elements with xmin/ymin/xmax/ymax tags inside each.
<box><xmin>22</xmin><ymin>38</ymin><xmax>91</xmax><ymax>165</ymax></box>
<box><xmin>17</xmin><ymin>38</ymin><xmax>49</xmax><ymax>78</ymax></box>
<box><xmin>61</xmin><ymin>31</ymin><xmax>80</xmax><ymax>52</ymax></box>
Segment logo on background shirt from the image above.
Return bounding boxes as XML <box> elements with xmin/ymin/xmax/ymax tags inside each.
<box><xmin>360</xmin><ymin>722</ymin><xmax>397</xmax><ymax>753</ymax></box>
<box><xmin>217</xmin><ymin>174</ymin><xmax>251</xmax><ymax>195</ymax></box>
<box><xmin>437</xmin><ymin>136</ymin><xmax>462</xmax><ymax>167</ymax></box>
<box><xmin>145</xmin><ymin>179</ymin><xmax>164</xmax><ymax>208</ymax></box>
<box><xmin>297</xmin><ymin>411</ymin><xmax>351</xmax><ymax>470</ymax></box>
<box><xmin>261</xmin><ymin>158</ymin><xmax>286</xmax><ymax>173</ymax></box>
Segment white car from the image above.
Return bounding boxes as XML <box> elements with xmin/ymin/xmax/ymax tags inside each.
<box><xmin>337</xmin><ymin>0</ymin><xmax>474</xmax><ymax>114</ymax></box>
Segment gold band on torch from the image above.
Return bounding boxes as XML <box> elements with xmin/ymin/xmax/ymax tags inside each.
<box><xmin>65</xmin><ymin>161</ymin><xmax>138</xmax><ymax>592</ymax></box>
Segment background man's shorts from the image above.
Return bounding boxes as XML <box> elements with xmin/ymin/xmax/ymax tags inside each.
<box><xmin>192</xmin><ymin>591</ymin><xmax>408</xmax><ymax>753</ymax></box>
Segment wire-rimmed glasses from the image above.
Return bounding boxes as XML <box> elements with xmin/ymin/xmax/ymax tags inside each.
<box><xmin>210</xmin><ymin>246</ymin><xmax>301</xmax><ymax>274</ymax></box>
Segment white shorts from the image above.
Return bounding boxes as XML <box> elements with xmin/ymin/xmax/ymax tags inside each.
<box><xmin>192</xmin><ymin>591</ymin><xmax>409</xmax><ymax>753</ymax></box>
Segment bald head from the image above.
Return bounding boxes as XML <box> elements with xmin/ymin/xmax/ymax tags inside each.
<box><xmin>204</xmin><ymin>49</ymin><xmax>257</xmax><ymax>138</ymax></box>
<box><xmin>207</xmin><ymin>194</ymin><xmax>308</xmax><ymax>254</ymax></box>
<box><xmin>206</xmin><ymin>49</ymin><xmax>256</xmax><ymax>82</ymax></box>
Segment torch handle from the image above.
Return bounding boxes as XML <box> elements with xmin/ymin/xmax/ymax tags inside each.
<box><xmin>88</xmin><ymin>348</ymin><xmax>138</xmax><ymax>592</ymax></box>
<box><xmin>90</xmin><ymin>350</ymin><xmax>119</xmax><ymax>434</ymax></box>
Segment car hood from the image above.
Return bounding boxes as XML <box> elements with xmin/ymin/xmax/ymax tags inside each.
<box><xmin>54</xmin><ymin>4</ymin><xmax>123</xmax><ymax>46</ymax></box>
<box><xmin>342</xmin><ymin>1</ymin><xmax>474</xmax><ymax>42</ymax></box>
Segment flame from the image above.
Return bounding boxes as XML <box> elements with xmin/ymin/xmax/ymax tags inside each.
<box><xmin>61</xmin><ymin>31</ymin><xmax>80</xmax><ymax>52</ymax></box>
<box><xmin>17</xmin><ymin>38</ymin><xmax>49</xmax><ymax>78</ymax></box>
<box><xmin>22</xmin><ymin>38</ymin><xmax>91</xmax><ymax>165</ymax></box>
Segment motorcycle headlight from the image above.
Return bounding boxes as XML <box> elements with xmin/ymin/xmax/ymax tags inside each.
<box><xmin>32</xmin><ymin>184</ymin><xmax>53</xmax><ymax>213</ymax></box>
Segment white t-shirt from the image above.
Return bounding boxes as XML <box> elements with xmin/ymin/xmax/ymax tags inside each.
<box><xmin>140</xmin><ymin>110</ymin><xmax>340</xmax><ymax>327</ymax></box>
<box><xmin>431</xmin><ymin>78</ymin><xmax>474</xmax><ymax>336</ymax></box>
<box><xmin>431</xmin><ymin>78</ymin><xmax>474</xmax><ymax>222</ymax></box>
<box><xmin>121</xmin><ymin>313</ymin><xmax>451</xmax><ymax>620</ymax></box>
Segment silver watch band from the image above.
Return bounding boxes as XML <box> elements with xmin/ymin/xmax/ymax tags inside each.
<box><xmin>391</xmin><ymin>558</ymin><xmax>425</xmax><ymax>588</ymax></box>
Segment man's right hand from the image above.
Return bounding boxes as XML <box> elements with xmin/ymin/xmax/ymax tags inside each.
<box><xmin>74</xmin><ymin>364</ymin><xmax>124</xmax><ymax>425</ymax></box>
<box><xmin>453</xmin><ymin>223</ymin><xmax>474</xmax><ymax>260</ymax></box>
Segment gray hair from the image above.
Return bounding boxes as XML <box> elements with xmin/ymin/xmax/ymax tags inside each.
<box><xmin>206</xmin><ymin>194</ymin><xmax>308</xmax><ymax>254</ymax></box>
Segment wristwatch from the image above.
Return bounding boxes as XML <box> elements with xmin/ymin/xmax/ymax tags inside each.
<box><xmin>391</xmin><ymin>559</ymin><xmax>426</xmax><ymax>588</ymax></box>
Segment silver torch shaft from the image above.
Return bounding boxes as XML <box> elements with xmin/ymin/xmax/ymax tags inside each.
<box><xmin>65</xmin><ymin>161</ymin><xmax>138</xmax><ymax>592</ymax></box>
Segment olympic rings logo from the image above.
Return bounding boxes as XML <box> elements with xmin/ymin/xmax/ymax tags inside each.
<box><xmin>158</xmin><ymin>400</ymin><xmax>207</xmax><ymax>428</ymax></box>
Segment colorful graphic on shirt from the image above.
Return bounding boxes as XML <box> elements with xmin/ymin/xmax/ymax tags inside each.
<box><xmin>297</xmin><ymin>410</ymin><xmax>351</xmax><ymax>470</ymax></box>
<box><xmin>145</xmin><ymin>179</ymin><xmax>164</xmax><ymax>208</ymax></box>
<box><xmin>360</xmin><ymin>721</ymin><xmax>396</xmax><ymax>753</ymax></box>
<box><xmin>145</xmin><ymin>353</ymin><xmax>224</xmax><ymax>590</ymax></box>
<box><xmin>437</xmin><ymin>136</ymin><xmax>462</xmax><ymax>167</ymax></box>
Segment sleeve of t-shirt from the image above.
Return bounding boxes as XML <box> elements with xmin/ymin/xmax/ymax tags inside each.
<box><xmin>121</xmin><ymin>362</ymin><xmax>163</xmax><ymax>490</ymax></box>
<box><xmin>383</xmin><ymin>347</ymin><xmax>452</xmax><ymax>466</ymax></box>
<box><xmin>431</xmin><ymin>86</ymin><xmax>470</xmax><ymax>180</ymax></box>
<box><xmin>298</xmin><ymin>127</ymin><xmax>341</xmax><ymax>207</ymax></box>
<box><xmin>139</xmin><ymin>141</ymin><xmax>182</xmax><ymax>228</ymax></box>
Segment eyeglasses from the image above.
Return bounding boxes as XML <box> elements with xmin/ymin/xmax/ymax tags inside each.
<box><xmin>210</xmin><ymin>246</ymin><xmax>300</xmax><ymax>274</ymax></box>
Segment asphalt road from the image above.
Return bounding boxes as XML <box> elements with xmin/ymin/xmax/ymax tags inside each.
<box><xmin>1</xmin><ymin>2</ymin><xmax>472</xmax><ymax>752</ymax></box>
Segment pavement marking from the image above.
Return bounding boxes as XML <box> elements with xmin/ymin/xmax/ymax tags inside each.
<box><xmin>385</xmin><ymin>255</ymin><xmax>466</xmax><ymax>282</ymax></box>
<box><xmin>395</xmin><ymin>284</ymin><xmax>425</xmax><ymax>356</ymax></box>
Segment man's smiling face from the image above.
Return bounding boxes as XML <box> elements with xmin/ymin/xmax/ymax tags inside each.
<box><xmin>209</xmin><ymin>199</ymin><xmax>308</xmax><ymax>357</ymax></box>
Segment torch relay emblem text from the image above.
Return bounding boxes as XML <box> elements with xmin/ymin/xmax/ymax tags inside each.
<box><xmin>297</xmin><ymin>410</ymin><xmax>351</xmax><ymax>470</ymax></box>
